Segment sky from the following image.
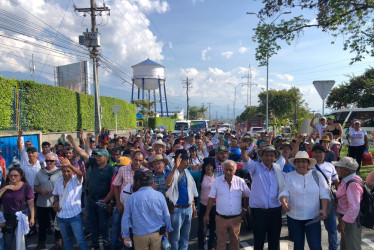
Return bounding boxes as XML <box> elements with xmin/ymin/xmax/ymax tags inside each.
<box><xmin>0</xmin><ymin>0</ymin><xmax>373</xmax><ymax>122</ymax></box>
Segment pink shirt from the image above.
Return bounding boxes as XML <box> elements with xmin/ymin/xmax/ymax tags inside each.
<box><xmin>336</xmin><ymin>174</ymin><xmax>363</xmax><ymax>223</ymax></box>
<box><xmin>200</xmin><ymin>175</ymin><xmax>215</xmax><ymax>206</ymax></box>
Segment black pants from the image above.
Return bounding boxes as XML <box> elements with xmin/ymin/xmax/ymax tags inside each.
<box><xmin>37</xmin><ymin>206</ymin><xmax>61</xmax><ymax>242</ymax></box>
<box><xmin>198</xmin><ymin>204</ymin><xmax>216</xmax><ymax>249</ymax></box>
<box><xmin>252</xmin><ymin>206</ymin><xmax>282</xmax><ymax>250</ymax></box>
<box><xmin>349</xmin><ymin>144</ymin><xmax>366</xmax><ymax>172</ymax></box>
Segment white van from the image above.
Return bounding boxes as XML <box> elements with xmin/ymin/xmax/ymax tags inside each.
<box><xmin>173</xmin><ymin>120</ymin><xmax>190</xmax><ymax>136</ymax></box>
<box><xmin>329</xmin><ymin>107</ymin><xmax>374</xmax><ymax>144</ymax></box>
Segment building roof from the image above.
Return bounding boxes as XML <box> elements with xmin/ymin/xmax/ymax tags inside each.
<box><xmin>132</xmin><ymin>58</ymin><xmax>165</xmax><ymax>68</ymax></box>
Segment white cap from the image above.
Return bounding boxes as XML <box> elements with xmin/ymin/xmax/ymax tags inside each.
<box><xmin>156</xmin><ymin>133</ymin><xmax>164</xmax><ymax>138</ymax></box>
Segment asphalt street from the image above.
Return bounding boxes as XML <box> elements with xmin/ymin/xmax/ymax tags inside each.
<box><xmin>25</xmin><ymin>214</ymin><xmax>374</xmax><ymax>250</ymax></box>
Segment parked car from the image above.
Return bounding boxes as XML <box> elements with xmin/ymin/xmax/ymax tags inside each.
<box><xmin>248</xmin><ymin>127</ymin><xmax>265</xmax><ymax>138</ymax></box>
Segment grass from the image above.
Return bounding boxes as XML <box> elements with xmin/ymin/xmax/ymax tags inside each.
<box><xmin>340</xmin><ymin>145</ymin><xmax>374</xmax><ymax>184</ymax></box>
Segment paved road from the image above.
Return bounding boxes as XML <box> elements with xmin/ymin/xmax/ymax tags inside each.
<box><xmin>25</xmin><ymin>215</ymin><xmax>374</xmax><ymax>249</ymax></box>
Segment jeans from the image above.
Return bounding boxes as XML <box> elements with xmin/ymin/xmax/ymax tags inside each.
<box><xmin>0</xmin><ymin>236</ymin><xmax>4</xmax><ymax>250</ymax></box>
<box><xmin>3</xmin><ymin>232</ymin><xmax>17</xmax><ymax>250</ymax></box>
<box><xmin>349</xmin><ymin>145</ymin><xmax>365</xmax><ymax>172</ymax></box>
<box><xmin>87</xmin><ymin>196</ymin><xmax>110</xmax><ymax>247</ymax></box>
<box><xmin>252</xmin><ymin>207</ymin><xmax>282</xmax><ymax>250</ymax></box>
<box><xmin>287</xmin><ymin>216</ymin><xmax>322</xmax><ymax>250</ymax></box>
<box><xmin>83</xmin><ymin>192</ymin><xmax>91</xmax><ymax>232</ymax></box>
<box><xmin>169</xmin><ymin>206</ymin><xmax>193</xmax><ymax>250</ymax></box>
<box><xmin>57</xmin><ymin>213</ymin><xmax>90</xmax><ymax>250</ymax></box>
<box><xmin>111</xmin><ymin>206</ymin><xmax>122</xmax><ymax>250</ymax></box>
<box><xmin>323</xmin><ymin>210</ymin><xmax>338</xmax><ymax>250</ymax></box>
<box><xmin>198</xmin><ymin>204</ymin><xmax>216</xmax><ymax>249</ymax></box>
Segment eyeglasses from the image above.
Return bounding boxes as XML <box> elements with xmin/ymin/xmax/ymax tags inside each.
<box><xmin>45</xmin><ymin>160</ymin><xmax>55</xmax><ymax>163</ymax></box>
<box><xmin>9</xmin><ymin>174</ymin><xmax>20</xmax><ymax>178</ymax></box>
<box><xmin>25</xmin><ymin>144</ymin><xmax>32</xmax><ymax>146</ymax></box>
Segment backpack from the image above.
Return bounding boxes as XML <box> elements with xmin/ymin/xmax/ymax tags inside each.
<box><xmin>346</xmin><ymin>179</ymin><xmax>374</xmax><ymax>229</ymax></box>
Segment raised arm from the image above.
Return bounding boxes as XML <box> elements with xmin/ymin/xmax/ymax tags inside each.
<box><xmin>17</xmin><ymin>130</ymin><xmax>23</xmax><ymax>152</ymax></box>
<box><xmin>66</xmin><ymin>135</ymin><xmax>89</xmax><ymax>162</ymax></box>
<box><xmin>310</xmin><ymin>115</ymin><xmax>317</xmax><ymax>129</ymax></box>
<box><xmin>366</xmin><ymin>170</ymin><xmax>374</xmax><ymax>186</ymax></box>
<box><xmin>165</xmin><ymin>154</ymin><xmax>181</xmax><ymax>186</ymax></box>
<box><xmin>59</xmin><ymin>157</ymin><xmax>83</xmax><ymax>182</ymax></box>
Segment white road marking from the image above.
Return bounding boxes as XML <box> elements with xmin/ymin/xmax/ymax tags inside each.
<box><xmin>240</xmin><ymin>241</ymin><xmax>253</xmax><ymax>250</ymax></box>
<box><xmin>363</xmin><ymin>238</ymin><xmax>374</xmax><ymax>249</ymax></box>
<box><xmin>280</xmin><ymin>241</ymin><xmax>289</xmax><ymax>250</ymax></box>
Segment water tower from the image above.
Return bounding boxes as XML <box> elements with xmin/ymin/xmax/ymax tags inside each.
<box><xmin>131</xmin><ymin>59</ymin><xmax>169</xmax><ymax>117</ymax></box>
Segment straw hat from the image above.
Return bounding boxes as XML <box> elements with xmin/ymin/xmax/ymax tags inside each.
<box><xmin>289</xmin><ymin>151</ymin><xmax>317</xmax><ymax>169</ymax></box>
<box><xmin>149</xmin><ymin>154</ymin><xmax>169</xmax><ymax>166</ymax></box>
<box><xmin>257</xmin><ymin>145</ymin><xmax>281</xmax><ymax>160</ymax></box>
<box><xmin>152</xmin><ymin>139</ymin><xmax>166</xmax><ymax>148</ymax></box>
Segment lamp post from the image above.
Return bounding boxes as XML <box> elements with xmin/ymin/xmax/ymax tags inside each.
<box><xmin>247</xmin><ymin>11</ymin><xmax>291</xmax><ymax>131</ymax></box>
<box><xmin>226</xmin><ymin>82</ymin><xmax>244</xmax><ymax>122</ymax></box>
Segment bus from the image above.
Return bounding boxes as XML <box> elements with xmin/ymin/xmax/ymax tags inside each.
<box><xmin>236</xmin><ymin>119</ymin><xmax>263</xmax><ymax>132</ymax></box>
<box><xmin>190</xmin><ymin>120</ymin><xmax>210</xmax><ymax>133</ymax></box>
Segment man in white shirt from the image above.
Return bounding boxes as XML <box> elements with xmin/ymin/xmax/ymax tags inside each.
<box><xmin>312</xmin><ymin>144</ymin><xmax>339</xmax><ymax>250</ymax></box>
<box><xmin>53</xmin><ymin>158</ymin><xmax>89</xmax><ymax>250</ymax></box>
<box><xmin>204</xmin><ymin>160</ymin><xmax>250</xmax><ymax>250</ymax></box>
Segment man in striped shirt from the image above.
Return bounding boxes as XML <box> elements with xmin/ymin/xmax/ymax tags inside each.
<box><xmin>53</xmin><ymin>158</ymin><xmax>89</xmax><ymax>250</ymax></box>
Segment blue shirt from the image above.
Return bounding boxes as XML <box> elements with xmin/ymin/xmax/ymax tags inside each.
<box><xmin>121</xmin><ymin>186</ymin><xmax>173</xmax><ymax>237</ymax></box>
<box><xmin>153</xmin><ymin>169</ymin><xmax>169</xmax><ymax>194</ymax></box>
<box><xmin>242</xmin><ymin>159</ymin><xmax>281</xmax><ymax>209</ymax></box>
<box><xmin>283</xmin><ymin>162</ymin><xmax>296</xmax><ymax>173</ymax></box>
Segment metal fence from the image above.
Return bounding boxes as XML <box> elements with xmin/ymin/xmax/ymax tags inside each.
<box><xmin>0</xmin><ymin>87</ymin><xmax>30</xmax><ymax>133</ymax></box>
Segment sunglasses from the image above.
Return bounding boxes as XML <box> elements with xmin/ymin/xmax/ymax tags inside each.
<box><xmin>9</xmin><ymin>174</ymin><xmax>20</xmax><ymax>178</ymax></box>
<box><xmin>25</xmin><ymin>144</ymin><xmax>32</xmax><ymax>146</ymax></box>
<box><xmin>45</xmin><ymin>160</ymin><xmax>55</xmax><ymax>163</ymax></box>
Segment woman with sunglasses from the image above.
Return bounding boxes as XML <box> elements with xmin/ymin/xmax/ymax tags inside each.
<box><xmin>0</xmin><ymin>167</ymin><xmax>35</xmax><ymax>250</ymax></box>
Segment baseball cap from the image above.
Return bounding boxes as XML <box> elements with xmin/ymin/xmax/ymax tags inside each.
<box><xmin>94</xmin><ymin>149</ymin><xmax>110</xmax><ymax>157</ymax></box>
<box><xmin>332</xmin><ymin>157</ymin><xmax>359</xmax><ymax>171</ymax></box>
<box><xmin>216</xmin><ymin>145</ymin><xmax>228</xmax><ymax>153</ymax></box>
<box><xmin>312</xmin><ymin>144</ymin><xmax>326</xmax><ymax>153</ymax></box>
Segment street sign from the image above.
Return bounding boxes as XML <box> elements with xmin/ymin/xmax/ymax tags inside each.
<box><xmin>111</xmin><ymin>105</ymin><xmax>121</xmax><ymax>115</ymax></box>
<box><xmin>313</xmin><ymin>80</ymin><xmax>335</xmax><ymax>100</ymax></box>
<box><xmin>313</xmin><ymin>80</ymin><xmax>335</xmax><ymax>115</ymax></box>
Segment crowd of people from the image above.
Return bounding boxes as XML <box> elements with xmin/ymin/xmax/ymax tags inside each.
<box><xmin>0</xmin><ymin>118</ymin><xmax>373</xmax><ymax>250</ymax></box>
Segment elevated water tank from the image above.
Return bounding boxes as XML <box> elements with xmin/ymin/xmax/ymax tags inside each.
<box><xmin>132</xmin><ymin>59</ymin><xmax>165</xmax><ymax>90</ymax></box>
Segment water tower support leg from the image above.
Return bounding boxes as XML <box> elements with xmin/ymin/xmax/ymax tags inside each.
<box><xmin>154</xmin><ymin>90</ymin><xmax>157</xmax><ymax>113</ymax></box>
<box><xmin>131</xmin><ymin>80</ymin><xmax>134</xmax><ymax>102</ymax></box>
<box><xmin>163</xmin><ymin>82</ymin><xmax>169</xmax><ymax>117</ymax></box>
<box><xmin>148</xmin><ymin>90</ymin><xmax>150</xmax><ymax>102</ymax></box>
<box><xmin>138</xmin><ymin>86</ymin><xmax>140</xmax><ymax>99</ymax></box>
<box><xmin>142</xmin><ymin>78</ymin><xmax>145</xmax><ymax>100</ymax></box>
<box><xmin>158</xmin><ymin>79</ymin><xmax>163</xmax><ymax>117</ymax></box>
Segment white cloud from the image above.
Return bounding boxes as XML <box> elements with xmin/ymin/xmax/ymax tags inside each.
<box><xmin>201</xmin><ymin>47</ymin><xmax>211</xmax><ymax>61</ymax></box>
<box><xmin>221</xmin><ymin>51</ymin><xmax>233</xmax><ymax>59</ymax></box>
<box><xmin>0</xmin><ymin>0</ymin><xmax>169</xmax><ymax>83</ymax></box>
<box><xmin>238</xmin><ymin>47</ymin><xmax>247</xmax><ymax>54</ymax></box>
<box><xmin>274</xmin><ymin>73</ymin><xmax>295</xmax><ymax>82</ymax></box>
<box><xmin>192</xmin><ymin>0</ymin><xmax>204</xmax><ymax>5</ymax></box>
<box><xmin>308</xmin><ymin>18</ymin><xmax>318</xmax><ymax>25</ymax></box>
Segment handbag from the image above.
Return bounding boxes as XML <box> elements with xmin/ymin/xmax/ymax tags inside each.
<box><xmin>165</xmin><ymin>171</ymin><xmax>185</xmax><ymax>214</ymax></box>
<box><xmin>311</xmin><ymin>170</ymin><xmax>336</xmax><ymax>217</ymax></box>
<box><xmin>4</xmin><ymin>184</ymin><xmax>28</xmax><ymax>234</ymax></box>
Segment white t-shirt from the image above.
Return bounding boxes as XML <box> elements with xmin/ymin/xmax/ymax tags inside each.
<box><xmin>313</xmin><ymin>162</ymin><xmax>338</xmax><ymax>186</ymax></box>
<box><xmin>315</xmin><ymin>124</ymin><xmax>326</xmax><ymax>139</ymax></box>
<box><xmin>120</xmin><ymin>184</ymin><xmax>133</xmax><ymax>207</ymax></box>
<box><xmin>349</xmin><ymin>129</ymin><xmax>366</xmax><ymax>147</ymax></box>
<box><xmin>276</xmin><ymin>155</ymin><xmax>286</xmax><ymax>170</ymax></box>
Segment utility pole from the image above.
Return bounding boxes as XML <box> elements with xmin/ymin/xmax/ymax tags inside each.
<box><xmin>201</xmin><ymin>103</ymin><xmax>205</xmax><ymax>119</ymax></box>
<box><xmin>76</xmin><ymin>1</ymin><xmax>109</xmax><ymax>136</ymax></box>
<box><xmin>182</xmin><ymin>78</ymin><xmax>192</xmax><ymax>120</ymax></box>
<box><xmin>242</xmin><ymin>64</ymin><xmax>257</xmax><ymax>106</ymax></box>
<box><xmin>207</xmin><ymin>102</ymin><xmax>213</xmax><ymax>120</ymax></box>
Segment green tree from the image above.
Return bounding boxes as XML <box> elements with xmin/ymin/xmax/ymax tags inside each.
<box><xmin>257</xmin><ymin>87</ymin><xmax>312</xmax><ymax>121</ymax></box>
<box><xmin>326</xmin><ymin>68</ymin><xmax>374</xmax><ymax>109</ymax></box>
<box><xmin>252</xmin><ymin>0</ymin><xmax>374</xmax><ymax>64</ymax></box>
<box><xmin>236</xmin><ymin>106</ymin><xmax>262</xmax><ymax>123</ymax></box>
<box><xmin>188</xmin><ymin>105</ymin><xmax>207</xmax><ymax>120</ymax></box>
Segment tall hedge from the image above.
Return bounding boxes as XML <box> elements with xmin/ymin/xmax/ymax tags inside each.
<box><xmin>148</xmin><ymin>117</ymin><xmax>175</xmax><ymax>132</ymax></box>
<box><xmin>0</xmin><ymin>77</ymin><xmax>15</xmax><ymax>130</ymax></box>
<box><xmin>0</xmin><ymin>76</ymin><xmax>136</xmax><ymax>132</ymax></box>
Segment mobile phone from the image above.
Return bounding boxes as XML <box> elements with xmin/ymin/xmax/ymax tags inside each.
<box><xmin>95</xmin><ymin>201</ymin><xmax>108</xmax><ymax>208</ymax></box>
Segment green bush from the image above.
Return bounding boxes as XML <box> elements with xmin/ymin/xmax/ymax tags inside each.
<box><xmin>0</xmin><ymin>77</ymin><xmax>16</xmax><ymax>130</ymax></box>
<box><xmin>148</xmin><ymin>117</ymin><xmax>175</xmax><ymax>132</ymax></box>
<box><xmin>0</xmin><ymin>77</ymin><xmax>136</xmax><ymax>132</ymax></box>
